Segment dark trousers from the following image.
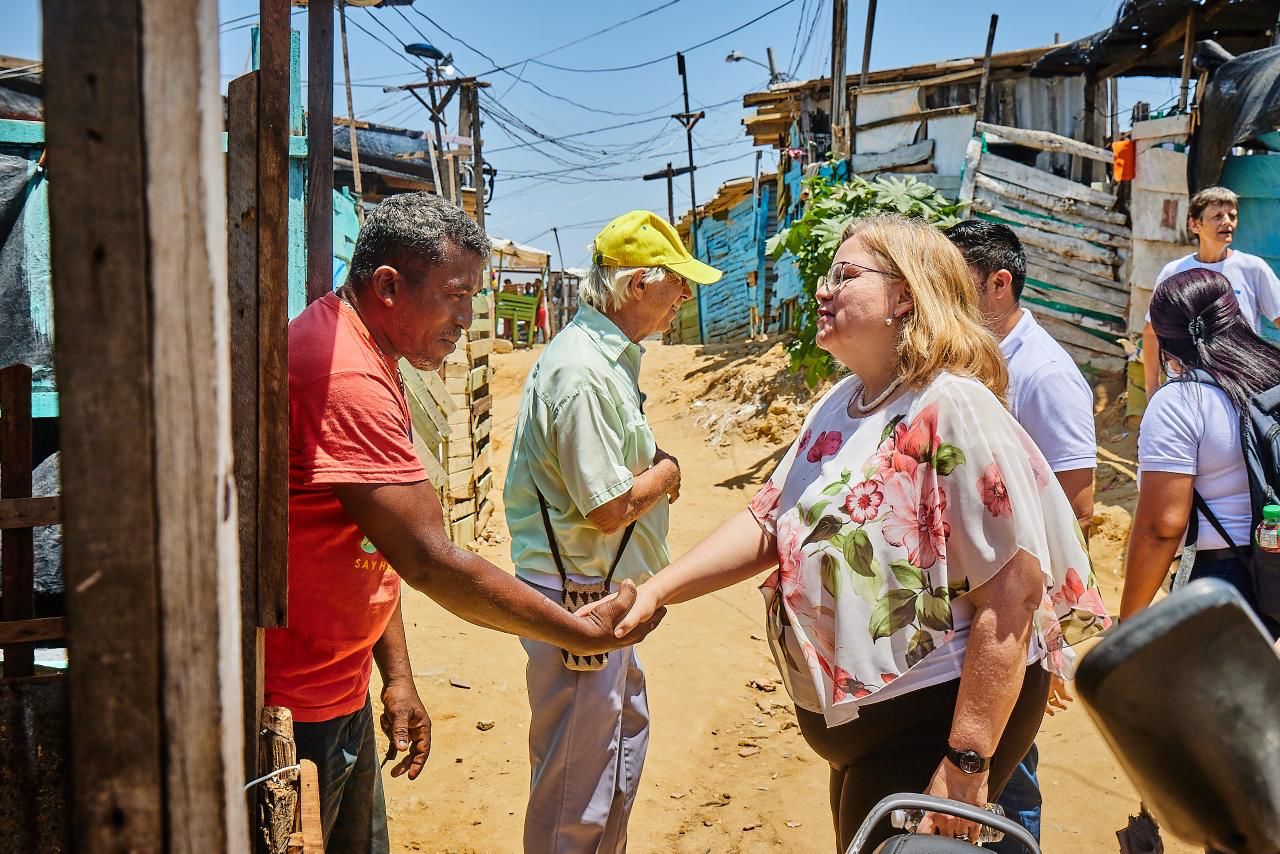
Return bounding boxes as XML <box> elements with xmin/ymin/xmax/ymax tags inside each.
<box><xmin>292</xmin><ymin>696</ymin><xmax>390</xmax><ymax>854</ymax></box>
<box><xmin>796</xmin><ymin>665</ymin><xmax>1050</xmax><ymax>853</ymax></box>
<box><xmin>989</xmin><ymin>743</ymin><xmax>1041</xmax><ymax>852</ymax></box>
<box><xmin>1190</xmin><ymin>552</ymin><xmax>1280</xmax><ymax>640</ymax></box>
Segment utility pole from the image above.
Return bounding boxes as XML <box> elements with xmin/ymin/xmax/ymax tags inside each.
<box><xmin>830</xmin><ymin>0</ymin><xmax>849</xmax><ymax>157</ymax></box>
<box><xmin>766</xmin><ymin>47</ymin><xmax>779</xmax><ymax>83</ymax></box>
<box><xmin>851</xmin><ymin>0</ymin><xmax>877</xmax><ymax>160</ymax></box>
<box><xmin>642</xmin><ymin>162</ymin><xmax>695</xmax><ymax>223</ymax></box>
<box><xmin>673</xmin><ymin>52</ymin><xmax>703</xmax><ymax>254</ymax></box>
<box><xmin>337</xmin><ymin>1</ymin><xmax>365</xmax><ymax>226</ymax></box>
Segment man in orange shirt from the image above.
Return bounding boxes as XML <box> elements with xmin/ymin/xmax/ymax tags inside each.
<box><xmin>267</xmin><ymin>193</ymin><xmax>663</xmax><ymax>852</ymax></box>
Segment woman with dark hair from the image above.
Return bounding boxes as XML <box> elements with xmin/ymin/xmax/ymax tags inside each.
<box><xmin>1121</xmin><ymin>267</ymin><xmax>1280</xmax><ymax>638</ymax></box>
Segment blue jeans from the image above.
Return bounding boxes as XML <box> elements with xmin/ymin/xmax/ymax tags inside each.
<box><xmin>292</xmin><ymin>695</ymin><xmax>390</xmax><ymax>854</ymax></box>
<box><xmin>990</xmin><ymin>743</ymin><xmax>1040</xmax><ymax>851</ymax></box>
<box><xmin>1191</xmin><ymin>552</ymin><xmax>1280</xmax><ymax>640</ymax></box>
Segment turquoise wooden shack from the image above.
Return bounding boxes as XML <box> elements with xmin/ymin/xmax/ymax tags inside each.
<box><xmin>1221</xmin><ymin>150</ymin><xmax>1280</xmax><ymax>345</ymax></box>
<box><xmin>2</xmin><ymin>27</ymin><xmax>364</xmax><ymax>423</ymax></box>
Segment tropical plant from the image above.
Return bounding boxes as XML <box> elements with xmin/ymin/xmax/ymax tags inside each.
<box><xmin>766</xmin><ymin>170</ymin><xmax>964</xmax><ymax>386</ymax></box>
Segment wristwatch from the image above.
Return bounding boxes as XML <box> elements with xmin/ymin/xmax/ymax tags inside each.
<box><xmin>945</xmin><ymin>745</ymin><xmax>991</xmax><ymax>774</ymax></box>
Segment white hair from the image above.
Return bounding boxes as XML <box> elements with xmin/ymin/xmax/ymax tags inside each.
<box><xmin>579</xmin><ymin>259</ymin><xmax>669</xmax><ymax>313</ymax></box>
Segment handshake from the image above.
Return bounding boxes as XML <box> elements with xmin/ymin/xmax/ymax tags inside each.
<box><xmin>568</xmin><ymin>580</ymin><xmax>667</xmax><ymax>655</ymax></box>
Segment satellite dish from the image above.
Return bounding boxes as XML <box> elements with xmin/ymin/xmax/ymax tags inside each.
<box><xmin>344</xmin><ymin>0</ymin><xmax>383</xmax><ymax>7</ymax></box>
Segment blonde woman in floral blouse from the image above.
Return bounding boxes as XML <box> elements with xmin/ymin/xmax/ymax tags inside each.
<box><xmin>608</xmin><ymin>215</ymin><xmax>1110</xmax><ymax>849</ymax></box>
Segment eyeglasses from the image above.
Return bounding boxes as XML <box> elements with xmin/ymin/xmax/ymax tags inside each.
<box><xmin>816</xmin><ymin>260</ymin><xmax>901</xmax><ymax>297</ymax></box>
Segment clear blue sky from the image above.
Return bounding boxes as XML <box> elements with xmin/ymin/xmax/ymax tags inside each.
<box><xmin>3</xmin><ymin>1</ymin><xmax>1179</xmax><ymax>268</ymax></box>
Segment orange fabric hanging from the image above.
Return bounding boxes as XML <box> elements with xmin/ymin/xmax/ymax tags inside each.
<box><xmin>1113</xmin><ymin>139</ymin><xmax>1136</xmax><ymax>182</ymax></box>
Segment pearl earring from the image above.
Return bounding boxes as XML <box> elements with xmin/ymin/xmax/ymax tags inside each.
<box><xmin>884</xmin><ymin>316</ymin><xmax>893</xmax><ymax>326</ymax></box>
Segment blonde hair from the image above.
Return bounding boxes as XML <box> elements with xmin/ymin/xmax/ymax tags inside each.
<box><xmin>841</xmin><ymin>214</ymin><xmax>1008</xmax><ymax>401</ymax></box>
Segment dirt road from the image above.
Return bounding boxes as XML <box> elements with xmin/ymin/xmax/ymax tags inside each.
<box><xmin>376</xmin><ymin>342</ymin><xmax>1192</xmax><ymax>853</ymax></box>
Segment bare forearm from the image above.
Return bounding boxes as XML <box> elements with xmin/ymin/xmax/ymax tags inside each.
<box><xmin>373</xmin><ymin>598</ymin><xmax>413</xmax><ymax>685</ymax></box>
<box><xmin>609</xmin><ymin>461</ymin><xmax>678</xmax><ymax>531</ymax></box>
<box><xmin>949</xmin><ymin>555</ymin><xmax>1039</xmax><ymax>756</ymax></box>
<box><xmin>649</xmin><ymin>509</ymin><xmax>777</xmax><ymax>607</ymax></box>
<box><xmin>1119</xmin><ymin>525</ymin><xmax>1181</xmax><ymax>619</ymax></box>
<box><xmin>399</xmin><ymin>542</ymin><xmax>581</xmax><ymax>647</ymax></box>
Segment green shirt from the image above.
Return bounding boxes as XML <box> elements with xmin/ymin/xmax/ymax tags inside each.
<box><xmin>504</xmin><ymin>304</ymin><xmax>669</xmax><ymax>588</ymax></box>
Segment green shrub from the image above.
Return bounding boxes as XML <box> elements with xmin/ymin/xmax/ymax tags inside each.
<box><xmin>767</xmin><ymin>171</ymin><xmax>963</xmax><ymax>386</ymax></box>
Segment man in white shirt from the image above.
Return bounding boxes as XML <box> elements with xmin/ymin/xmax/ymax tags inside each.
<box><xmin>1142</xmin><ymin>186</ymin><xmax>1280</xmax><ymax>399</ymax></box>
<box><xmin>947</xmin><ymin>219</ymin><xmax>1097</xmax><ymax>851</ymax></box>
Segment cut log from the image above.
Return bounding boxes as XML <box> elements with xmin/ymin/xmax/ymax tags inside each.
<box><xmin>1060</xmin><ymin>342</ymin><xmax>1126</xmax><ymax>376</ymax></box>
<box><xmin>1024</xmin><ymin>246</ymin><xmax>1119</xmax><ymax>285</ymax></box>
<box><xmin>258</xmin><ymin>707</ymin><xmax>299</xmax><ymax>854</ymax></box>
<box><xmin>978</xmin><ymin>151</ymin><xmax>1117</xmax><ymax>209</ymax></box>
<box><xmin>973</xmin><ymin>198</ymin><xmax>1128</xmax><ymax>249</ymax></box>
<box><xmin>1035</xmin><ymin>313</ymin><xmax>1125</xmax><ymax>357</ymax></box>
<box><xmin>852</xmin><ymin>139</ymin><xmax>934</xmax><ymax>173</ymax></box>
<box><xmin>1025</xmin><ymin>267</ymin><xmax>1128</xmax><ymax>310</ymax></box>
<box><xmin>973</xmin><ymin>173</ymin><xmax>1126</xmax><ymax>227</ymax></box>
<box><xmin>1000</xmin><ymin>221</ymin><xmax>1119</xmax><ymax>267</ymax></box>
<box><xmin>450</xmin><ymin>499</ymin><xmax>476</xmax><ymax>522</ymax></box>
<box><xmin>1022</xmin><ymin>294</ymin><xmax>1124</xmax><ymax>335</ymax></box>
<box><xmin>1024</xmin><ymin>280</ymin><xmax>1127</xmax><ymax>318</ymax></box>
<box><xmin>298</xmin><ymin>760</ymin><xmax>323</xmax><ymax>854</ymax></box>
<box><xmin>977</xmin><ymin>121</ymin><xmax>1114</xmax><ymax>164</ymax></box>
<box><xmin>974</xmin><ymin>186</ymin><xmax>1130</xmax><ymax>239</ymax></box>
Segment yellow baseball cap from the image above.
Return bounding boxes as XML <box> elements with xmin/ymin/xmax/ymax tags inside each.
<box><xmin>592</xmin><ymin>210</ymin><xmax>723</xmax><ymax>285</ymax></box>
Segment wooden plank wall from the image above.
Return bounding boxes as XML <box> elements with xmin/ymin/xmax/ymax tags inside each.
<box><xmin>403</xmin><ymin>292</ymin><xmax>496</xmax><ymax>545</ymax></box>
<box><xmin>959</xmin><ymin>126</ymin><xmax>1129</xmax><ymax>375</ymax></box>
<box><xmin>666</xmin><ymin>183</ymin><xmax>775</xmax><ymax>344</ymax></box>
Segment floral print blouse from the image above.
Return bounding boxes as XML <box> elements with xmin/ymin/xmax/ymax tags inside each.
<box><xmin>749</xmin><ymin>372</ymin><xmax>1110</xmax><ymax>727</ymax></box>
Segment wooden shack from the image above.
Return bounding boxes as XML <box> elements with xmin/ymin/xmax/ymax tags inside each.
<box><xmin>667</xmin><ymin>174</ymin><xmax>777</xmax><ymax>344</ymax></box>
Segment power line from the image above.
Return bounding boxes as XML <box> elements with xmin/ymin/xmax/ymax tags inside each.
<box><xmin>475</xmin><ymin>0</ymin><xmax>691</xmax><ymax>76</ymax></box>
<box><xmin>524</xmin><ymin>0</ymin><xmax>802</xmax><ymax>74</ymax></box>
<box><xmin>411</xmin><ymin>8</ymin><xmax>679</xmax><ymax>117</ymax></box>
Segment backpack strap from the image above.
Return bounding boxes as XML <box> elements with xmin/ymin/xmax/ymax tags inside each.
<box><xmin>1192</xmin><ymin>490</ymin><xmax>1252</xmax><ymax>568</ymax></box>
<box><xmin>1173</xmin><ymin>490</ymin><xmax>1252</xmax><ymax>593</ymax></box>
<box><xmin>535</xmin><ymin>487</ymin><xmax>637</xmax><ymax>588</ymax></box>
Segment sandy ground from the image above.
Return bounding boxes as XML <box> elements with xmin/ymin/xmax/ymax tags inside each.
<box><xmin>374</xmin><ymin>342</ymin><xmax>1194</xmax><ymax>853</ymax></box>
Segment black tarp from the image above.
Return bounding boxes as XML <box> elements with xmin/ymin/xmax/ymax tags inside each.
<box><xmin>1189</xmin><ymin>44</ymin><xmax>1280</xmax><ymax>191</ymax></box>
<box><xmin>0</xmin><ymin>152</ymin><xmax>49</xmax><ymax>373</ymax></box>
<box><xmin>1033</xmin><ymin>0</ymin><xmax>1279</xmax><ymax>78</ymax></box>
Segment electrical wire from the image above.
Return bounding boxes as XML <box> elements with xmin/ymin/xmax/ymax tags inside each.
<box><xmin>411</xmin><ymin>8</ymin><xmax>682</xmax><ymax>118</ymax></box>
<box><xmin>523</xmin><ymin>0</ymin><xmax>802</xmax><ymax>74</ymax></box>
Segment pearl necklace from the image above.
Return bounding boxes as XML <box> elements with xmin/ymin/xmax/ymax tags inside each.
<box><xmin>853</xmin><ymin>375</ymin><xmax>904</xmax><ymax>414</ymax></box>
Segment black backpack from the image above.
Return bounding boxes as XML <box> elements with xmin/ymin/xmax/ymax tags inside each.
<box><xmin>1169</xmin><ymin>370</ymin><xmax>1280</xmax><ymax>621</ymax></box>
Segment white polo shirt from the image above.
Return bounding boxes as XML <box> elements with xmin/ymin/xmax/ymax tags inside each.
<box><xmin>1147</xmin><ymin>250</ymin><xmax>1280</xmax><ymax>332</ymax></box>
<box><xmin>1000</xmin><ymin>308</ymin><xmax>1097</xmax><ymax>473</ymax></box>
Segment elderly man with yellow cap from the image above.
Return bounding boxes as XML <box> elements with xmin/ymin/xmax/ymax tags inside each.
<box><xmin>504</xmin><ymin>211</ymin><xmax>722</xmax><ymax>852</ymax></box>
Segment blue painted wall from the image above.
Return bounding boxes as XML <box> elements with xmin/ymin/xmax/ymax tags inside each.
<box><xmin>690</xmin><ymin>184</ymin><xmax>774</xmax><ymax>342</ymax></box>
<box><xmin>1221</xmin><ymin>153</ymin><xmax>1280</xmax><ymax>344</ymax></box>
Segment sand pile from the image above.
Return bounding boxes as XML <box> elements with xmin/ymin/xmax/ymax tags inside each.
<box><xmin>658</xmin><ymin>339</ymin><xmax>830</xmax><ymax>448</ymax></box>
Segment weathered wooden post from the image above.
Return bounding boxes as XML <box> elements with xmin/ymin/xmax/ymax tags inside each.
<box><xmin>43</xmin><ymin>0</ymin><xmax>248</xmax><ymax>847</ymax></box>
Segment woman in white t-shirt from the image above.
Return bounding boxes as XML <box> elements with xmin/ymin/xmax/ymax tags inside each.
<box><xmin>604</xmin><ymin>215</ymin><xmax>1110</xmax><ymax>849</ymax></box>
<box><xmin>1123</xmin><ymin>267</ymin><xmax>1280</xmax><ymax>639</ymax></box>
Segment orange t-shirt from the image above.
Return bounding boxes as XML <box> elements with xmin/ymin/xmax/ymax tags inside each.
<box><xmin>264</xmin><ymin>292</ymin><xmax>427</xmax><ymax>723</ymax></box>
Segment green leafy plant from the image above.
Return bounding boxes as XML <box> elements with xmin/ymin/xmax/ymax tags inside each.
<box><xmin>766</xmin><ymin>170</ymin><xmax>963</xmax><ymax>386</ymax></box>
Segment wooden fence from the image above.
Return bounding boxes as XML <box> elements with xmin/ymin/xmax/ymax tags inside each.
<box><xmin>0</xmin><ymin>364</ymin><xmax>68</xmax><ymax>851</ymax></box>
<box><xmin>402</xmin><ymin>293</ymin><xmax>496</xmax><ymax>546</ymax></box>
<box><xmin>959</xmin><ymin>122</ymin><xmax>1129</xmax><ymax>375</ymax></box>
